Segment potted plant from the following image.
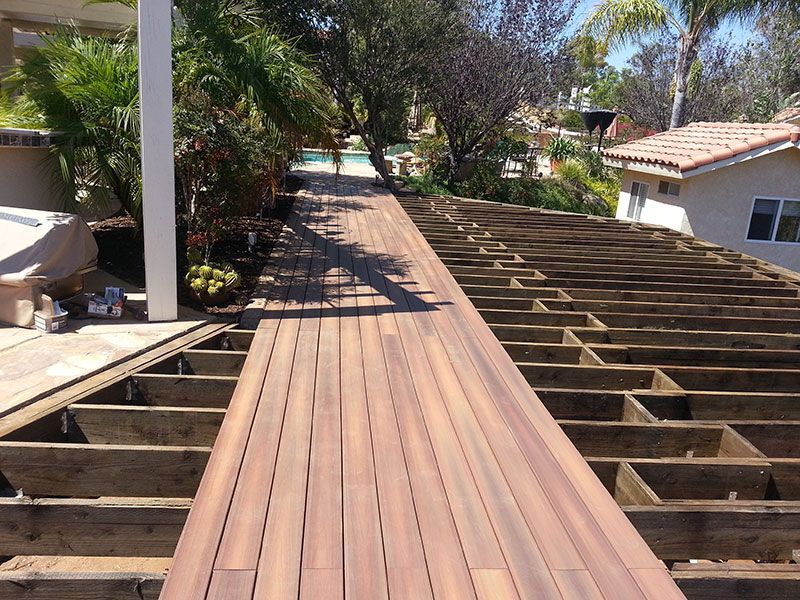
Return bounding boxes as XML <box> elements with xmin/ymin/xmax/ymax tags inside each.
<box><xmin>541</xmin><ymin>137</ymin><xmax>578</xmax><ymax>171</ymax></box>
<box><xmin>184</xmin><ymin>247</ymin><xmax>241</xmax><ymax>306</ymax></box>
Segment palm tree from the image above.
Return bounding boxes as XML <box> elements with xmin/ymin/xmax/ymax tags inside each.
<box><xmin>4</xmin><ymin>31</ymin><xmax>142</xmax><ymax>219</ymax></box>
<box><xmin>1</xmin><ymin>2</ymin><xmax>338</xmax><ymax>225</ymax></box>
<box><xmin>584</xmin><ymin>0</ymin><xmax>795</xmax><ymax>128</ymax></box>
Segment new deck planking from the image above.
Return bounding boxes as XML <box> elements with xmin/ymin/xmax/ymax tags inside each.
<box><xmin>160</xmin><ymin>174</ymin><xmax>681</xmax><ymax>599</ymax></box>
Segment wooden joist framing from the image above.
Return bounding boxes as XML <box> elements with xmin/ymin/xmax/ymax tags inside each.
<box><xmin>194</xmin><ymin>329</ymin><xmax>255</xmax><ymax>351</ymax></box>
<box><xmin>0</xmin><ymin>497</ymin><xmax>188</xmax><ymax>556</ymax></box>
<box><xmin>0</xmin><ymin>442</ymin><xmax>209</xmax><ymax>497</ymax></box>
<box><xmin>67</xmin><ymin>405</ymin><xmax>225</xmax><ymax>446</ymax></box>
<box><xmin>131</xmin><ymin>374</ymin><xmax>238</xmax><ymax>408</ymax></box>
<box><xmin>559</xmin><ymin>421</ymin><xmax>733</xmax><ymax>458</ymax></box>
<box><xmin>637</xmin><ymin>391</ymin><xmax>800</xmax><ymax>420</ymax></box>
<box><xmin>0</xmin><ymin>572</ymin><xmax>164</xmax><ymax>600</ymax></box>
<box><xmin>0</xmin><ymin>317</ymin><xmax>251</xmax><ymax>598</ymax></box>
<box><xmin>672</xmin><ymin>563</ymin><xmax>800</xmax><ymax>599</ymax></box>
<box><xmin>625</xmin><ymin>505</ymin><xmax>800</xmax><ymax>560</ymax></box>
<box><xmin>144</xmin><ymin>350</ymin><xmax>247</xmax><ymax>377</ymax></box>
<box><xmin>397</xmin><ymin>192</ymin><xmax>800</xmax><ymax>595</ymax></box>
<box><xmin>0</xmin><ymin>323</ymin><xmax>232</xmax><ymax>439</ymax></box>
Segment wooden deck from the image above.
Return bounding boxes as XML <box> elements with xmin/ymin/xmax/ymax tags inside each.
<box><xmin>160</xmin><ymin>174</ymin><xmax>682</xmax><ymax>599</ymax></box>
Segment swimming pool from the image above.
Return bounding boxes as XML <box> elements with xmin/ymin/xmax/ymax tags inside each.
<box><xmin>302</xmin><ymin>150</ymin><xmax>374</xmax><ymax>165</ymax></box>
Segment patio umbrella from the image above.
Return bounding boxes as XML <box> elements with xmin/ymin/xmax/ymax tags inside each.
<box><xmin>580</xmin><ymin>109</ymin><xmax>618</xmax><ymax>151</ymax></box>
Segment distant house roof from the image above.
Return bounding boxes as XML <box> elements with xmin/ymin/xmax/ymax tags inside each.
<box><xmin>602</xmin><ymin>122</ymin><xmax>800</xmax><ymax>178</ymax></box>
<box><xmin>772</xmin><ymin>106</ymin><xmax>800</xmax><ymax>125</ymax></box>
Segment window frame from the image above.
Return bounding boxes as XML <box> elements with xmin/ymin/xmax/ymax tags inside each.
<box><xmin>627</xmin><ymin>180</ymin><xmax>649</xmax><ymax>221</ymax></box>
<box><xmin>658</xmin><ymin>180</ymin><xmax>680</xmax><ymax>197</ymax></box>
<box><xmin>745</xmin><ymin>195</ymin><xmax>800</xmax><ymax>244</ymax></box>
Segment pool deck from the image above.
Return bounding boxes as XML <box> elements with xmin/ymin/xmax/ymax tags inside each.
<box><xmin>160</xmin><ymin>169</ymin><xmax>683</xmax><ymax>599</ymax></box>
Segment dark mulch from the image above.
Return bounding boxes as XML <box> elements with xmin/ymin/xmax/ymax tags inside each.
<box><xmin>90</xmin><ymin>176</ymin><xmax>302</xmax><ymax>320</ymax></box>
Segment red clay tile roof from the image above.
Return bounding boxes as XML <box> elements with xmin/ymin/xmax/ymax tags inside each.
<box><xmin>772</xmin><ymin>107</ymin><xmax>800</xmax><ymax>124</ymax></box>
<box><xmin>602</xmin><ymin>122</ymin><xmax>800</xmax><ymax>173</ymax></box>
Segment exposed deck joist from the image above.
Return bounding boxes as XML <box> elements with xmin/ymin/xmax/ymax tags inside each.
<box><xmin>396</xmin><ymin>192</ymin><xmax>800</xmax><ymax>597</ymax></box>
<box><xmin>0</xmin><ymin>325</ymin><xmax>252</xmax><ymax>597</ymax></box>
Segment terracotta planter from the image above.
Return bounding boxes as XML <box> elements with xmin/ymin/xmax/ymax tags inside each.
<box><xmin>190</xmin><ymin>288</ymin><xmax>231</xmax><ymax>306</ymax></box>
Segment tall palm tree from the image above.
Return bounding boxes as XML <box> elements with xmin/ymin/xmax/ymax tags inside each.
<box><xmin>585</xmin><ymin>0</ymin><xmax>795</xmax><ymax>128</ymax></box>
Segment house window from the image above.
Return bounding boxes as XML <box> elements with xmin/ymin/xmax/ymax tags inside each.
<box><xmin>747</xmin><ymin>197</ymin><xmax>800</xmax><ymax>243</ymax></box>
<box><xmin>627</xmin><ymin>181</ymin><xmax>649</xmax><ymax>220</ymax></box>
<box><xmin>776</xmin><ymin>200</ymin><xmax>800</xmax><ymax>242</ymax></box>
<box><xmin>658</xmin><ymin>180</ymin><xmax>680</xmax><ymax>196</ymax></box>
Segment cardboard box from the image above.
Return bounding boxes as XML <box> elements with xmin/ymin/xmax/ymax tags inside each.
<box><xmin>34</xmin><ymin>309</ymin><xmax>67</xmax><ymax>333</ymax></box>
<box><xmin>87</xmin><ymin>287</ymin><xmax>125</xmax><ymax>319</ymax></box>
<box><xmin>33</xmin><ymin>294</ymin><xmax>68</xmax><ymax>332</ymax></box>
<box><xmin>88</xmin><ymin>300</ymin><xmax>122</xmax><ymax>318</ymax></box>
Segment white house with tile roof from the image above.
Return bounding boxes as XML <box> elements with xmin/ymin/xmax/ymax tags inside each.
<box><xmin>602</xmin><ymin>122</ymin><xmax>800</xmax><ymax>273</ymax></box>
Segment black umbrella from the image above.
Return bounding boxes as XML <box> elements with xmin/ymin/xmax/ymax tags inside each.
<box><xmin>581</xmin><ymin>109</ymin><xmax>618</xmax><ymax>150</ymax></box>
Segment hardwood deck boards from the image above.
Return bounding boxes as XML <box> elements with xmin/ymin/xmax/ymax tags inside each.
<box><xmin>160</xmin><ymin>175</ymin><xmax>681</xmax><ymax>599</ymax></box>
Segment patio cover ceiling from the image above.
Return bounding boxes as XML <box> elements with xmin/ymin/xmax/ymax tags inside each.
<box><xmin>0</xmin><ymin>0</ymin><xmax>134</xmax><ymax>32</ymax></box>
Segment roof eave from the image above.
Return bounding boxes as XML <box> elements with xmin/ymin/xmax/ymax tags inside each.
<box><xmin>602</xmin><ymin>140</ymin><xmax>800</xmax><ymax>180</ymax></box>
<box><xmin>601</xmin><ymin>157</ymin><xmax>684</xmax><ymax>179</ymax></box>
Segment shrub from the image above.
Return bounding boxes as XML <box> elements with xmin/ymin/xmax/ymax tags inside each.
<box><xmin>453</xmin><ymin>162</ymin><xmax>610</xmax><ymax>216</ymax></box>
<box><xmin>576</xmin><ymin>146</ymin><xmax>608</xmax><ymax>179</ymax></box>
<box><xmin>398</xmin><ymin>172</ymin><xmax>452</xmax><ymax>196</ymax></box>
<box><xmin>558</xmin><ymin>109</ymin><xmax>585</xmax><ymax>130</ymax></box>
<box><xmin>484</xmin><ymin>136</ymin><xmax>529</xmax><ymax>162</ymax></box>
<box><xmin>414</xmin><ymin>132</ymin><xmax>448</xmax><ymax>175</ymax></box>
<box><xmin>349</xmin><ymin>136</ymin><xmax>367</xmax><ymax>151</ymax></box>
<box><xmin>554</xmin><ymin>159</ymin><xmax>589</xmax><ymax>188</ymax></box>
<box><xmin>4</xmin><ymin>13</ymin><xmax>339</xmax><ymax>228</ymax></box>
<box><xmin>541</xmin><ymin>137</ymin><xmax>579</xmax><ymax>162</ymax></box>
<box><xmin>586</xmin><ymin>175</ymin><xmax>621</xmax><ymax>214</ymax></box>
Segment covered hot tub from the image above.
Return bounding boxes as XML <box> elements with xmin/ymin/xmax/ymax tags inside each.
<box><xmin>0</xmin><ymin>207</ymin><xmax>98</xmax><ymax>328</ymax></box>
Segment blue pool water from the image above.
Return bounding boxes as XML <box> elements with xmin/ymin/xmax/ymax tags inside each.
<box><xmin>302</xmin><ymin>150</ymin><xmax>374</xmax><ymax>165</ymax></box>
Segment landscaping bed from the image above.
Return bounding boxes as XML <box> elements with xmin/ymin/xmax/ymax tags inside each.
<box><xmin>90</xmin><ymin>180</ymin><xmax>300</xmax><ymax>318</ymax></box>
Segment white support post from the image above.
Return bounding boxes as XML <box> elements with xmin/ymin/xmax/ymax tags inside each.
<box><xmin>137</xmin><ymin>0</ymin><xmax>177</xmax><ymax>321</ymax></box>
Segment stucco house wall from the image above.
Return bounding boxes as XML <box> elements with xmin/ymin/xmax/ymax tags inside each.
<box><xmin>0</xmin><ymin>146</ymin><xmax>56</xmax><ymax>212</ymax></box>
<box><xmin>617</xmin><ymin>171</ymin><xmax>692</xmax><ymax>234</ymax></box>
<box><xmin>616</xmin><ymin>148</ymin><xmax>800</xmax><ymax>273</ymax></box>
<box><xmin>0</xmin><ymin>146</ymin><xmax>120</xmax><ymax>220</ymax></box>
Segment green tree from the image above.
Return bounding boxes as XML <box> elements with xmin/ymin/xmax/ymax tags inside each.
<box><xmin>585</xmin><ymin>0</ymin><xmax>798</xmax><ymax>128</ymax></box>
<box><xmin>616</xmin><ymin>34</ymin><xmax>751</xmax><ymax>130</ymax></box>
<box><xmin>257</xmin><ymin>0</ymin><xmax>442</xmax><ymax>189</ymax></box>
<box><xmin>736</xmin><ymin>10</ymin><xmax>800</xmax><ymax>120</ymax></box>
<box><xmin>422</xmin><ymin>0</ymin><xmax>575</xmax><ymax>184</ymax></box>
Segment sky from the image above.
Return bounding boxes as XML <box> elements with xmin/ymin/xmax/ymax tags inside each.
<box><xmin>575</xmin><ymin>1</ymin><xmax>755</xmax><ymax>69</ymax></box>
